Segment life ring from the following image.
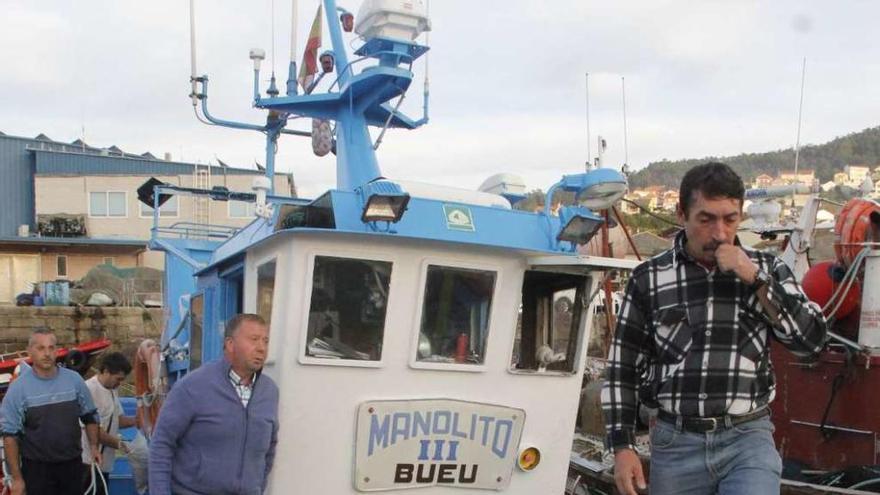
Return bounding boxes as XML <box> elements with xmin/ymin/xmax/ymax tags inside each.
<box><xmin>834</xmin><ymin>198</ymin><xmax>880</xmax><ymax>268</ymax></box>
<box><xmin>134</xmin><ymin>339</ymin><xmax>163</xmax><ymax>439</ymax></box>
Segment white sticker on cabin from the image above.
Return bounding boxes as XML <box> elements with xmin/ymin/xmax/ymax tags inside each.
<box><xmin>355</xmin><ymin>399</ymin><xmax>525</xmax><ymax>491</ymax></box>
<box><xmin>443</xmin><ymin>205</ymin><xmax>476</xmax><ymax>232</ymax></box>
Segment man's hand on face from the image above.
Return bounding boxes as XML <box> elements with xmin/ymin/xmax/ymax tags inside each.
<box><xmin>613</xmin><ymin>449</ymin><xmax>647</xmax><ymax>495</ymax></box>
<box><xmin>714</xmin><ymin>244</ymin><xmax>758</xmax><ymax>284</ymax></box>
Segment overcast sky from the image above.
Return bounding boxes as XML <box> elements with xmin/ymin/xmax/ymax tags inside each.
<box><xmin>2</xmin><ymin>0</ymin><xmax>878</xmax><ymax>197</ymax></box>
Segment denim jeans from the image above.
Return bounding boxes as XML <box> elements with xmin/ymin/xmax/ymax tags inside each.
<box><xmin>649</xmin><ymin>414</ymin><xmax>782</xmax><ymax>495</ymax></box>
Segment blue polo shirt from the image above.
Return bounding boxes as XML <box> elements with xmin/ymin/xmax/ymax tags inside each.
<box><xmin>0</xmin><ymin>366</ymin><xmax>98</xmax><ymax>462</ymax></box>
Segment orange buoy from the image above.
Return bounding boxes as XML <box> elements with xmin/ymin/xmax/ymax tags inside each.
<box><xmin>834</xmin><ymin>198</ymin><xmax>880</xmax><ymax>268</ymax></box>
<box><xmin>134</xmin><ymin>339</ymin><xmax>163</xmax><ymax>439</ymax></box>
<box><xmin>802</xmin><ymin>261</ymin><xmax>861</xmax><ymax>319</ymax></box>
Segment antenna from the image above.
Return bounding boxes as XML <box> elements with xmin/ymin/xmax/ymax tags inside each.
<box><xmin>271</xmin><ymin>0</ymin><xmax>276</xmax><ymax>72</ymax></box>
<box><xmin>425</xmin><ymin>0</ymin><xmax>431</xmax><ymax>94</ymax></box>
<box><xmin>621</xmin><ymin>76</ymin><xmax>629</xmax><ymax>169</ymax></box>
<box><xmin>287</xmin><ymin>0</ymin><xmax>299</xmax><ymax>95</ymax></box>
<box><xmin>792</xmin><ymin>57</ymin><xmax>806</xmax><ymax>209</ymax></box>
<box><xmin>585</xmin><ymin>72</ymin><xmax>592</xmax><ymax>171</ymax></box>
<box><xmin>189</xmin><ymin>0</ymin><xmax>198</xmax><ymax>106</ymax></box>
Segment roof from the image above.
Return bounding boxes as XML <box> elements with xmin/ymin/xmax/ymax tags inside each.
<box><xmin>0</xmin><ymin>236</ymin><xmax>147</xmax><ymax>247</ymax></box>
<box><xmin>0</xmin><ymin>236</ymin><xmax>148</xmax><ymax>254</ymax></box>
<box><xmin>31</xmin><ymin>148</ymin><xmax>270</xmax><ymax>177</ymax></box>
<box><xmin>1</xmin><ymin>130</ymin><xmax>285</xmax><ymax>177</ymax></box>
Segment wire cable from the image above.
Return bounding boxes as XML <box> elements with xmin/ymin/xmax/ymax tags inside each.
<box><xmin>619</xmin><ymin>198</ymin><xmax>682</xmax><ymax>227</ymax></box>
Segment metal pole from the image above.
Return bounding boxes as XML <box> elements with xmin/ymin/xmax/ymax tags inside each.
<box><xmin>601</xmin><ymin>210</ymin><xmax>616</xmax><ymax>357</ymax></box>
<box><xmin>622</xmin><ymin>76</ymin><xmax>629</xmax><ymax>168</ymax></box>
<box><xmin>613</xmin><ymin>205</ymin><xmax>641</xmax><ymax>261</ymax></box>
<box><xmin>585</xmin><ymin>72</ymin><xmax>592</xmax><ymax>171</ymax></box>
<box><xmin>286</xmin><ymin>0</ymin><xmax>299</xmax><ymax>95</ymax></box>
<box><xmin>792</xmin><ymin>57</ymin><xmax>806</xmax><ymax>208</ymax></box>
<box><xmin>189</xmin><ymin>0</ymin><xmax>199</xmax><ymax>106</ymax></box>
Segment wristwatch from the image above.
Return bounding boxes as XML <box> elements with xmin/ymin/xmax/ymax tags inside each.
<box><xmin>750</xmin><ymin>268</ymin><xmax>771</xmax><ymax>290</ymax></box>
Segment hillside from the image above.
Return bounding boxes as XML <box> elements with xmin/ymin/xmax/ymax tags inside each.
<box><xmin>628</xmin><ymin>126</ymin><xmax>880</xmax><ymax>189</ymax></box>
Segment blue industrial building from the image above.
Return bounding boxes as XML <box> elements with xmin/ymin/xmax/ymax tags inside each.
<box><xmin>0</xmin><ymin>130</ymin><xmax>291</xmax><ymax>237</ymax></box>
<box><xmin>0</xmin><ymin>130</ymin><xmax>294</xmax><ymax>303</ymax></box>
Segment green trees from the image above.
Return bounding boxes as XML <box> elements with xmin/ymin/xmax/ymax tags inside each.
<box><xmin>629</xmin><ymin>126</ymin><xmax>880</xmax><ymax>189</ymax></box>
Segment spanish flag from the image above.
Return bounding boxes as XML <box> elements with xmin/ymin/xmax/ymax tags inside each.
<box><xmin>298</xmin><ymin>4</ymin><xmax>323</xmax><ymax>92</ymax></box>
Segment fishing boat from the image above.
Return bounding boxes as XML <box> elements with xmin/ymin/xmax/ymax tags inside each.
<box><xmin>137</xmin><ymin>0</ymin><xmax>641</xmax><ymax>493</ymax></box>
<box><xmin>0</xmin><ymin>338</ymin><xmax>112</xmax><ymax>398</ymax></box>
<box><xmin>132</xmin><ymin>1</ymin><xmax>880</xmax><ymax>494</ymax></box>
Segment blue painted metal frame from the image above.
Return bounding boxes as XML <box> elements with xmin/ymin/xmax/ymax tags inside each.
<box><xmin>151</xmin><ymin>0</ymin><xmax>629</xmax><ymax>385</ymax></box>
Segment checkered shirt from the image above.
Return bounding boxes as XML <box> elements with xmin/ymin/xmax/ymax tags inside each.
<box><xmin>228</xmin><ymin>369</ymin><xmax>255</xmax><ymax>408</ymax></box>
<box><xmin>601</xmin><ymin>231</ymin><xmax>827</xmax><ymax>451</ymax></box>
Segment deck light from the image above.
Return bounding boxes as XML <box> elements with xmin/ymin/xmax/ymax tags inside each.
<box><xmin>574</xmin><ymin>168</ymin><xmax>628</xmax><ymax>210</ymax></box>
<box><xmin>557</xmin><ymin>206</ymin><xmax>604</xmax><ymax>245</ymax></box>
<box><xmin>358</xmin><ymin>180</ymin><xmax>410</xmax><ymax>223</ymax></box>
<box><xmin>137</xmin><ymin>177</ymin><xmax>172</xmax><ymax>209</ymax></box>
<box><xmin>543</xmin><ymin>168</ymin><xmax>628</xmax><ymax>247</ymax></box>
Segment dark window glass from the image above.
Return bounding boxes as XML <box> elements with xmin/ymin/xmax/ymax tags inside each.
<box><xmin>417</xmin><ymin>266</ymin><xmax>496</xmax><ymax>365</ymax></box>
<box><xmin>512</xmin><ymin>272</ymin><xmax>588</xmax><ymax>373</ymax></box>
<box><xmin>305</xmin><ymin>256</ymin><xmax>392</xmax><ymax>361</ymax></box>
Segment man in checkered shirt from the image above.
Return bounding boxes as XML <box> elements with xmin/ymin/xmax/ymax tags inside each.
<box><xmin>602</xmin><ymin>162</ymin><xmax>827</xmax><ymax>495</ymax></box>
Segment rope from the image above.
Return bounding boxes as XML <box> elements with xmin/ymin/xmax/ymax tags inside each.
<box><xmin>822</xmin><ymin>247</ymin><xmax>868</xmax><ymax>318</ymax></box>
<box><xmin>83</xmin><ymin>462</ymin><xmax>108</xmax><ymax>495</ymax></box>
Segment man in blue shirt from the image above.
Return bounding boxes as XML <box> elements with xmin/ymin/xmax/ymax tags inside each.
<box><xmin>149</xmin><ymin>313</ymin><xmax>279</xmax><ymax>495</ymax></box>
<box><xmin>0</xmin><ymin>328</ymin><xmax>101</xmax><ymax>495</ymax></box>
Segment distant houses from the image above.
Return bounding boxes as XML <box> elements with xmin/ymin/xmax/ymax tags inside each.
<box><xmin>623</xmin><ymin>162</ymin><xmax>879</xmax><ymax>218</ymax></box>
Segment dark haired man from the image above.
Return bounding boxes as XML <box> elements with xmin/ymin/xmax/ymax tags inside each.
<box><xmin>602</xmin><ymin>162</ymin><xmax>827</xmax><ymax>494</ymax></box>
<box><xmin>81</xmin><ymin>351</ymin><xmax>136</xmax><ymax>495</ymax></box>
<box><xmin>1</xmin><ymin>328</ymin><xmax>101</xmax><ymax>495</ymax></box>
<box><xmin>149</xmin><ymin>313</ymin><xmax>279</xmax><ymax>495</ymax></box>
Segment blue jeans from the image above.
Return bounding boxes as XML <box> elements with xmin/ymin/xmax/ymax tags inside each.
<box><xmin>649</xmin><ymin>414</ymin><xmax>782</xmax><ymax>495</ymax></box>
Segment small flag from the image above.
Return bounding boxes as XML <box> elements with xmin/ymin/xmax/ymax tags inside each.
<box><xmin>298</xmin><ymin>4</ymin><xmax>323</xmax><ymax>92</ymax></box>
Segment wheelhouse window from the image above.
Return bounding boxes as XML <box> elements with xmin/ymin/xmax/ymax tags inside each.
<box><xmin>511</xmin><ymin>271</ymin><xmax>588</xmax><ymax>373</ymax></box>
<box><xmin>256</xmin><ymin>260</ymin><xmax>276</xmax><ymax>326</ymax></box>
<box><xmin>416</xmin><ymin>266</ymin><xmax>496</xmax><ymax>365</ymax></box>
<box><xmin>305</xmin><ymin>256</ymin><xmax>392</xmax><ymax>361</ymax></box>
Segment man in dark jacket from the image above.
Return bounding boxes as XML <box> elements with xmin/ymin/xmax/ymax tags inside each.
<box><xmin>149</xmin><ymin>314</ymin><xmax>279</xmax><ymax>495</ymax></box>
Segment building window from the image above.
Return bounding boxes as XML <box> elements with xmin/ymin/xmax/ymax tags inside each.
<box><xmin>511</xmin><ymin>271</ymin><xmax>588</xmax><ymax>374</ymax></box>
<box><xmin>139</xmin><ymin>195</ymin><xmax>179</xmax><ymax>217</ymax></box>
<box><xmin>89</xmin><ymin>191</ymin><xmax>127</xmax><ymax>217</ymax></box>
<box><xmin>256</xmin><ymin>260</ymin><xmax>276</xmax><ymax>326</ymax></box>
<box><xmin>305</xmin><ymin>256</ymin><xmax>392</xmax><ymax>362</ymax></box>
<box><xmin>228</xmin><ymin>200</ymin><xmax>256</xmax><ymax>218</ymax></box>
<box><xmin>56</xmin><ymin>255</ymin><xmax>68</xmax><ymax>278</ymax></box>
<box><xmin>102</xmin><ymin>257</ymin><xmax>114</xmax><ymax>266</ymax></box>
<box><xmin>416</xmin><ymin>265</ymin><xmax>496</xmax><ymax>365</ymax></box>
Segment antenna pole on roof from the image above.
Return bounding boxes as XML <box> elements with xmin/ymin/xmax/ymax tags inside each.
<box><xmin>585</xmin><ymin>72</ymin><xmax>592</xmax><ymax>171</ymax></box>
<box><xmin>621</xmin><ymin>76</ymin><xmax>629</xmax><ymax>170</ymax></box>
<box><xmin>792</xmin><ymin>57</ymin><xmax>806</xmax><ymax>209</ymax></box>
<box><xmin>189</xmin><ymin>0</ymin><xmax>199</xmax><ymax>107</ymax></box>
<box><xmin>286</xmin><ymin>0</ymin><xmax>299</xmax><ymax>95</ymax></box>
